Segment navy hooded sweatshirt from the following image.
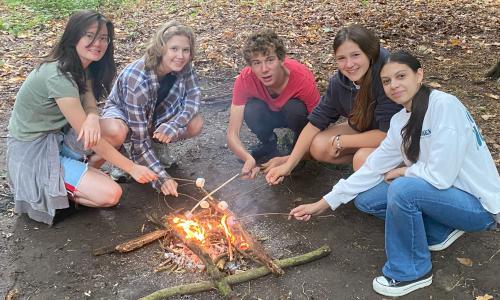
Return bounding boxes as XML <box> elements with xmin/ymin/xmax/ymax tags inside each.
<box><xmin>308</xmin><ymin>48</ymin><xmax>402</xmax><ymax>132</ymax></box>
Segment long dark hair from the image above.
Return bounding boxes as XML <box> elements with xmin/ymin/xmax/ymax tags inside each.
<box><xmin>334</xmin><ymin>25</ymin><xmax>380</xmax><ymax>131</ymax></box>
<box><xmin>42</xmin><ymin>10</ymin><xmax>116</xmax><ymax>100</ymax></box>
<box><xmin>381</xmin><ymin>50</ymin><xmax>431</xmax><ymax>163</ymax></box>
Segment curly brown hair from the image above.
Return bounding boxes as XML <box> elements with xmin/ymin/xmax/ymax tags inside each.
<box><xmin>243</xmin><ymin>29</ymin><xmax>286</xmax><ymax>65</ymax></box>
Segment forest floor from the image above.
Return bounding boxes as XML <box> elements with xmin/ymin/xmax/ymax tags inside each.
<box><xmin>0</xmin><ymin>1</ymin><xmax>499</xmax><ymax>299</ymax></box>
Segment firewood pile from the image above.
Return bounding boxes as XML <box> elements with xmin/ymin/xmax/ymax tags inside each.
<box><xmin>93</xmin><ymin>175</ymin><xmax>330</xmax><ymax>299</ymax></box>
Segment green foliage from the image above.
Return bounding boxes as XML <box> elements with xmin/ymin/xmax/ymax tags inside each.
<box><xmin>3</xmin><ymin>0</ymin><xmax>133</xmax><ymax>36</ymax></box>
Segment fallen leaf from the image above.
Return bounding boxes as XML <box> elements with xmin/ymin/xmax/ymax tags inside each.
<box><xmin>7</xmin><ymin>76</ymin><xmax>25</xmax><ymax>83</ymax></box>
<box><xmin>456</xmin><ymin>257</ymin><xmax>473</xmax><ymax>267</ymax></box>
<box><xmin>481</xmin><ymin>114</ymin><xmax>496</xmax><ymax>120</ymax></box>
<box><xmin>485</xmin><ymin>93</ymin><xmax>499</xmax><ymax>100</ymax></box>
<box><xmin>475</xmin><ymin>294</ymin><xmax>493</xmax><ymax>300</ymax></box>
<box><xmin>428</xmin><ymin>81</ymin><xmax>442</xmax><ymax>88</ymax></box>
<box><xmin>450</xmin><ymin>38</ymin><xmax>461</xmax><ymax>46</ymax></box>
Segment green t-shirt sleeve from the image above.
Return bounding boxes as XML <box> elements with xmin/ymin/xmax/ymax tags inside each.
<box><xmin>46</xmin><ymin>67</ymin><xmax>80</xmax><ymax>100</ymax></box>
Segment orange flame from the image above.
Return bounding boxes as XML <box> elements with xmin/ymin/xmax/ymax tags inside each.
<box><xmin>221</xmin><ymin>215</ymin><xmax>235</xmax><ymax>243</ymax></box>
<box><xmin>173</xmin><ymin>217</ymin><xmax>206</xmax><ymax>242</ymax></box>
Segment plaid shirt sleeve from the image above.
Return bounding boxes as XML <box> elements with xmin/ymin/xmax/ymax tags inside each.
<box><xmin>121</xmin><ymin>71</ymin><xmax>171</xmax><ymax>191</ymax></box>
<box><xmin>155</xmin><ymin>64</ymin><xmax>200</xmax><ymax>139</ymax></box>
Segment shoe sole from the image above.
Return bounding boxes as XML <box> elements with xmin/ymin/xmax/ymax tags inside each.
<box><xmin>373</xmin><ymin>275</ymin><xmax>433</xmax><ymax>297</ymax></box>
<box><xmin>428</xmin><ymin>230</ymin><xmax>465</xmax><ymax>251</ymax></box>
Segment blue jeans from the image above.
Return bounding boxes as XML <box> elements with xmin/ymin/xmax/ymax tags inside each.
<box><xmin>243</xmin><ymin>98</ymin><xmax>308</xmax><ymax>144</ymax></box>
<box><xmin>354</xmin><ymin>177</ymin><xmax>495</xmax><ymax>281</ymax></box>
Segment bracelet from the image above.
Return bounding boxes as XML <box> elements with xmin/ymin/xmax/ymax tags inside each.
<box><xmin>333</xmin><ymin>135</ymin><xmax>343</xmax><ymax>151</ymax></box>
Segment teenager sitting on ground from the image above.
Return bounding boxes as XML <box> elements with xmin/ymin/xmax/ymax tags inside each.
<box><xmin>100</xmin><ymin>21</ymin><xmax>203</xmax><ymax>197</ymax></box>
<box><xmin>7</xmin><ymin>10</ymin><xmax>157</xmax><ymax>225</ymax></box>
<box><xmin>287</xmin><ymin>50</ymin><xmax>500</xmax><ymax>297</ymax></box>
<box><xmin>264</xmin><ymin>25</ymin><xmax>402</xmax><ymax>182</ymax></box>
<box><xmin>226</xmin><ymin>29</ymin><xmax>320</xmax><ymax>179</ymax></box>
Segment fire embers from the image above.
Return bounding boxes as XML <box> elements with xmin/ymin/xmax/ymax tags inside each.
<box><xmin>156</xmin><ymin>210</ymin><xmax>251</xmax><ymax>274</ymax></box>
<box><xmin>173</xmin><ymin>217</ymin><xmax>205</xmax><ymax>242</ymax></box>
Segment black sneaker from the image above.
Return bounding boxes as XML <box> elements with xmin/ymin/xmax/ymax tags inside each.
<box><xmin>372</xmin><ymin>271</ymin><xmax>433</xmax><ymax>297</ymax></box>
<box><xmin>250</xmin><ymin>133</ymin><xmax>278</xmax><ymax>159</ymax></box>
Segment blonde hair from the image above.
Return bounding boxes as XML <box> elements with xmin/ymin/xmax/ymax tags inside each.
<box><xmin>144</xmin><ymin>20</ymin><xmax>195</xmax><ymax>72</ymax></box>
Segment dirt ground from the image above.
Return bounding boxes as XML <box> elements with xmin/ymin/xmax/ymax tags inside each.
<box><xmin>1</xmin><ymin>0</ymin><xmax>500</xmax><ymax>299</ymax></box>
<box><xmin>1</xmin><ymin>79</ymin><xmax>499</xmax><ymax>300</ymax></box>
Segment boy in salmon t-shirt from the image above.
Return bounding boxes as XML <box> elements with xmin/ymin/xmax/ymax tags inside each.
<box><xmin>226</xmin><ymin>29</ymin><xmax>320</xmax><ymax>179</ymax></box>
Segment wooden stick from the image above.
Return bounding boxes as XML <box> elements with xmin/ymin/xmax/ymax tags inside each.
<box><xmin>93</xmin><ymin>229</ymin><xmax>170</xmax><ymax>256</ymax></box>
<box><xmin>237</xmin><ymin>213</ymin><xmax>290</xmax><ymax>220</ymax></box>
<box><xmin>190</xmin><ymin>173</ymin><xmax>239</xmax><ymax>213</ymax></box>
<box><xmin>197</xmin><ymin>189</ymin><xmax>284</xmax><ymax>275</ymax></box>
<box><xmin>171</xmin><ymin>177</ymin><xmax>195</xmax><ymax>183</ymax></box>
<box><xmin>168</xmin><ymin>222</ymin><xmax>235</xmax><ymax>298</ymax></box>
<box><xmin>139</xmin><ymin>245</ymin><xmax>331</xmax><ymax>300</ymax></box>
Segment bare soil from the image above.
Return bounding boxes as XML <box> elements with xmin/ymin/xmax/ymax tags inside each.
<box><xmin>1</xmin><ymin>92</ymin><xmax>499</xmax><ymax>299</ymax></box>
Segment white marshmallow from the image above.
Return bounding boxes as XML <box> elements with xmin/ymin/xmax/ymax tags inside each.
<box><xmin>195</xmin><ymin>177</ymin><xmax>205</xmax><ymax>188</ymax></box>
<box><xmin>199</xmin><ymin>200</ymin><xmax>210</xmax><ymax>209</ymax></box>
<box><xmin>218</xmin><ymin>201</ymin><xmax>228</xmax><ymax>210</ymax></box>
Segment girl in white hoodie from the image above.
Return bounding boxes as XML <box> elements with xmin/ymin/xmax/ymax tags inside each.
<box><xmin>286</xmin><ymin>51</ymin><xmax>499</xmax><ymax>297</ymax></box>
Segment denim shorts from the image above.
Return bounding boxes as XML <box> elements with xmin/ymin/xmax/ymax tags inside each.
<box><xmin>60</xmin><ymin>143</ymin><xmax>88</xmax><ymax>194</ymax></box>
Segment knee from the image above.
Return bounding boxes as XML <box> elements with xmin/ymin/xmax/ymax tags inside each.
<box><xmin>243</xmin><ymin>98</ymin><xmax>267</xmax><ymax>122</ymax></box>
<box><xmin>354</xmin><ymin>195</ymin><xmax>371</xmax><ymax>213</ymax></box>
<box><xmin>352</xmin><ymin>148</ymin><xmax>374</xmax><ymax>171</ymax></box>
<box><xmin>282</xmin><ymin>99</ymin><xmax>307</xmax><ymax>118</ymax></box>
<box><xmin>186</xmin><ymin>115</ymin><xmax>204</xmax><ymax>137</ymax></box>
<box><xmin>309</xmin><ymin>135</ymin><xmax>329</xmax><ymax>161</ymax></box>
<box><xmin>102</xmin><ymin>119</ymin><xmax>128</xmax><ymax>147</ymax></box>
<box><xmin>100</xmin><ymin>182</ymin><xmax>122</xmax><ymax>207</ymax></box>
<box><xmin>282</xmin><ymin>100</ymin><xmax>308</xmax><ymax>129</ymax></box>
<box><xmin>386</xmin><ymin>177</ymin><xmax>418</xmax><ymax>207</ymax></box>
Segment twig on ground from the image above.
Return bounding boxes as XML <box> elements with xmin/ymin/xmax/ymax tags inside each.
<box><xmin>317</xmin><ymin>214</ymin><xmax>336</xmax><ymax>219</ymax></box>
<box><xmin>448</xmin><ymin>276</ymin><xmax>463</xmax><ymax>291</ymax></box>
<box><xmin>0</xmin><ymin>192</ymin><xmax>13</xmax><ymax>198</ymax></box>
<box><xmin>200</xmin><ymin>83</ymin><xmax>229</xmax><ymax>92</ymax></box>
<box><xmin>301</xmin><ymin>281</ymin><xmax>313</xmax><ymax>299</ymax></box>
<box><xmin>487</xmin><ymin>248</ymin><xmax>500</xmax><ymax>263</ymax></box>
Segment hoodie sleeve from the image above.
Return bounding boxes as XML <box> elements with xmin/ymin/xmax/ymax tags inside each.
<box><xmin>308</xmin><ymin>75</ymin><xmax>345</xmax><ymax>130</ymax></box>
<box><xmin>323</xmin><ymin>112</ymin><xmax>405</xmax><ymax>210</ymax></box>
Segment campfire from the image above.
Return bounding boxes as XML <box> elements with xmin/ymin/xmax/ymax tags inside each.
<box><xmin>157</xmin><ymin>209</ymin><xmax>251</xmax><ymax>274</ymax></box>
<box><xmin>94</xmin><ymin>174</ymin><xmax>331</xmax><ymax>299</ymax></box>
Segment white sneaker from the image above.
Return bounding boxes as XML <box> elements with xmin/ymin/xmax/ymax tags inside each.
<box><xmin>109</xmin><ymin>166</ymin><xmax>131</xmax><ymax>183</ymax></box>
<box><xmin>373</xmin><ymin>271</ymin><xmax>433</xmax><ymax>297</ymax></box>
<box><xmin>428</xmin><ymin>229</ymin><xmax>465</xmax><ymax>251</ymax></box>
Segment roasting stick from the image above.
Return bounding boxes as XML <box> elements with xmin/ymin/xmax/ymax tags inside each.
<box><xmin>237</xmin><ymin>212</ymin><xmax>337</xmax><ymax>220</ymax></box>
<box><xmin>170</xmin><ymin>177</ymin><xmax>195</xmax><ymax>183</ymax></box>
<box><xmin>190</xmin><ymin>173</ymin><xmax>239</xmax><ymax>214</ymax></box>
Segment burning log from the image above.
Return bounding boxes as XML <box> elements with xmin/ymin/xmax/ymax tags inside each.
<box><xmin>200</xmin><ymin>191</ymin><xmax>284</xmax><ymax>276</ymax></box>
<box><xmin>93</xmin><ymin>229</ymin><xmax>169</xmax><ymax>256</ymax></box>
<box><xmin>168</xmin><ymin>217</ymin><xmax>235</xmax><ymax>297</ymax></box>
<box><xmin>139</xmin><ymin>245</ymin><xmax>332</xmax><ymax>299</ymax></box>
